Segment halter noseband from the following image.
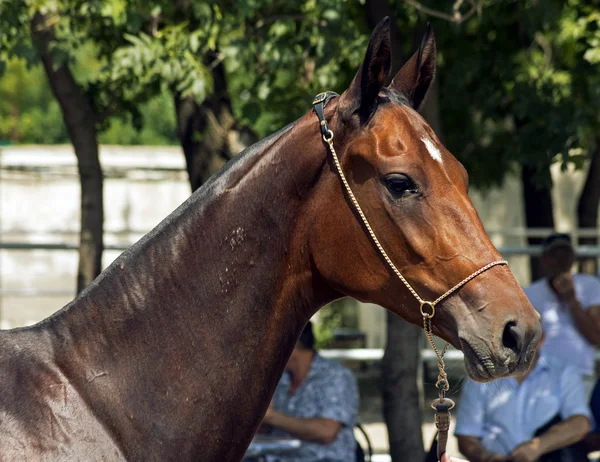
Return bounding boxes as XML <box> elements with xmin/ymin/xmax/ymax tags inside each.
<box><xmin>312</xmin><ymin>91</ymin><xmax>508</xmax><ymax>461</ymax></box>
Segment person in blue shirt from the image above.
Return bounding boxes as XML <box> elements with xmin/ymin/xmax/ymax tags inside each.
<box><xmin>524</xmin><ymin>233</ymin><xmax>600</xmax><ymax>399</ymax></box>
<box><xmin>455</xmin><ymin>333</ymin><xmax>591</xmax><ymax>462</ymax></box>
<box><xmin>260</xmin><ymin>322</ymin><xmax>359</xmax><ymax>462</ymax></box>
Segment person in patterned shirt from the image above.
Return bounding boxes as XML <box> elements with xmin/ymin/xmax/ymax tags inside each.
<box><xmin>261</xmin><ymin>321</ymin><xmax>359</xmax><ymax>462</ymax></box>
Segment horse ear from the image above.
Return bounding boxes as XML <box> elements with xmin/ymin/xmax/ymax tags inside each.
<box><xmin>389</xmin><ymin>23</ymin><xmax>436</xmax><ymax>110</ymax></box>
<box><xmin>338</xmin><ymin>17</ymin><xmax>392</xmax><ymax>121</ymax></box>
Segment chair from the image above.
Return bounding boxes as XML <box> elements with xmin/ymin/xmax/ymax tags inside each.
<box><xmin>355</xmin><ymin>423</ymin><xmax>373</xmax><ymax>462</ymax></box>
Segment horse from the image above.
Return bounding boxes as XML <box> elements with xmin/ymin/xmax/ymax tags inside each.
<box><xmin>0</xmin><ymin>18</ymin><xmax>541</xmax><ymax>461</ymax></box>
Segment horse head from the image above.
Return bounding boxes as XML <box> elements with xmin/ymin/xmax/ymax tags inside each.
<box><xmin>308</xmin><ymin>18</ymin><xmax>541</xmax><ymax>382</ymax></box>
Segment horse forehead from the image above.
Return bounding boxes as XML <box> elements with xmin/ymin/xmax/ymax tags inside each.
<box><xmin>369</xmin><ymin>105</ymin><xmax>443</xmax><ymax>160</ymax></box>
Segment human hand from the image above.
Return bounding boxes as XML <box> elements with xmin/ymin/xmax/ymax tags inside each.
<box><xmin>510</xmin><ymin>438</ymin><xmax>541</xmax><ymax>462</ymax></box>
<box><xmin>551</xmin><ymin>273</ymin><xmax>575</xmax><ymax>302</ymax></box>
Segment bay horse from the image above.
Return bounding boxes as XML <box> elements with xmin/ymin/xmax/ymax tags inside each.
<box><xmin>0</xmin><ymin>19</ymin><xmax>540</xmax><ymax>461</ymax></box>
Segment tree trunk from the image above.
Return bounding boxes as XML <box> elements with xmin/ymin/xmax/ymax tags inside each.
<box><xmin>365</xmin><ymin>0</ymin><xmax>404</xmax><ymax>75</ymax></box>
<box><xmin>32</xmin><ymin>13</ymin><xmax>103</xmax><ymax>293</ymax></box>
<box><xmin>174</xmin><ymin>95</ymin><xmax>217</xmax><ymax>192</ymax></box>
<box><xmin>577</xmin><ymin>139</ymin><xmax>600</xmax><ymax>274</ymax></box>
<box><xmin>521</xmin><ymin>164</ymin><xmax>555</xmax><ymax>282</ymax></box>
<box><xmin>174</xmin><ymin>51</ymin><xmax>257</xmax><ymax>192</ymax></box>
<box><xmin>382</xmin><ymin>312</ymin><xmax>425</xmax><ymax>462</ymax></box>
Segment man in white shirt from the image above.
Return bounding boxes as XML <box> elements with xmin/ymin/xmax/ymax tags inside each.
<box><xmin>455</xmin><ymin>334</ymin><xmax>591</xmax><ymax>462</ymax></box>
<box><xmin>524</xmin><ymin>233</ymin><xmax>600</xmax><ymax>396</ymax></box>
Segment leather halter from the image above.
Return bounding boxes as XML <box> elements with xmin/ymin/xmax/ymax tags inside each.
<box><xmin>312</xmin><ymin>91</ymin><xmax>508</xmax><ymax>461</ymax></box>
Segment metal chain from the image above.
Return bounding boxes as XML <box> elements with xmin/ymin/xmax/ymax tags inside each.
<box><xmin>424</xmin><ymin>316</ymin><xmax>450</xmax><ymax>391</ymax></box>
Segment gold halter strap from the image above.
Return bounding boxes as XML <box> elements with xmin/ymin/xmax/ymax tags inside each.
<box><xmin>313</xmin><ymin>93</ymin><xmax>507</xmax><ymax>460</ymax></box>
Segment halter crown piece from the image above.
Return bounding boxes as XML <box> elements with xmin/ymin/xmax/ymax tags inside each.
<box><xmin>312</xmin><ymin>92</ymin><xmax>508</xmax><ymax>460</ymax></box>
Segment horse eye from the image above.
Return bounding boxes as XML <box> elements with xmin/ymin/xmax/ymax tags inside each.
<box><xmin>384</xmin><ymin>174</ymin><xmax>418</xmax><ymax>196</ymax></box>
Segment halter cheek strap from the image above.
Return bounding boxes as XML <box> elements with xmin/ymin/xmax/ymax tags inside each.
<box><xmin>312</xmin><ymin>92</ymin><xmax>339</xmax><ymax>138</ymax></box>
<box><xmin>312</xmin><ymin>92</ymin><xmax>508</xmax><ymax>461</ymax></box>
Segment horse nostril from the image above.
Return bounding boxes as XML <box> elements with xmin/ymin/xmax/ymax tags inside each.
<box><xmin>502</xmin><ymin>320</ymin><xmax>522</xmax><ymax>357</ymax></box>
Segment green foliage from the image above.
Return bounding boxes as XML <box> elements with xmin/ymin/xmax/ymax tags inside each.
<box><xmin>0</xmin><ymin>1</ymin><xmax>35</xmax><ymax>69</ymax></box>
<box><xmin>106</xmin><ymin>4</ymin><xmax>217</xmax><ymax>104</ymax></box>
<box><xmin>0</xmin><ymin>0</ymin><xmax>388</xmax><ymax>143</ymax></box>
<box><xmin>0</xmin><ymin>0</ymin><xmax>213</xmax><ymax>140</ymax></box>
<box><xmin>0</xmin><ymin>58</ymin><xmax>67</xmax><ymax>143</ymax></box>
<box><xmin>420</xmin><ymin>0</ymin><xmax>600</xmax><ymax>189</ymax></box>
<box><xmin>0</xmin><ymin>0</ymin><xmax>597</xmax><ymax>193</ymax></box>
<box><xmin>98</xmin><ymin>90</ymin><xmax>178</xmax><ymax>145</ymax></box>
<box><xmin>313</xmin><ymin>298</ymin><xmax>359</xmax><ymax>349</ymax></box>
<box><xmin>224</xmin><ymin>0</ymin><xmax>371</xmax><ymax>137</ymax></box>
<box><xmin>0</xmin><ymin>56</ymin><xmax>177</xmax><ymax>145</ymax></box>
<box><xmin>0</xmin><ymin>0</ymin><xmax>194</xmax><ymax>144</ymax></box>
<box><xmin>313</xmin><ymin>303</ymin><xmax>344</xmax><ymax>350</ymax></box>
<box><xmin>99</xmin><ymin>92</ymin><xmax>179</xmax><ymax>146</ymax></box>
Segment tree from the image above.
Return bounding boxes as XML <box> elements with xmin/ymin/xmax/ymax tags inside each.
<box><xmin>571</xmin><ymin>4</ymin><xmax>600</xmax><ymax>273</ymax></box>
<box><xmin>0</xmin><ymin>0</ymin><xmax>212</xmax><ymax>290</ymax></box>
<box><xmin>99</xmin><ymin>0</ymin><xmax>379</xmax><ymax>192</ymax></box>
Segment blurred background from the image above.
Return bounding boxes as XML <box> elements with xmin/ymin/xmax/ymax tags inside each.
<box><xmin>0</xmin><ymin>0</ymin><xmax>599</xmax><ymax>460</ymax></box>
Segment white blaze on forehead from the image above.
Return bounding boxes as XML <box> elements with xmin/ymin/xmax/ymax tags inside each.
<box><xmin>421</xmin><ymin>137</ymin><xmax>443</xmax><ymax>164</ymax></box>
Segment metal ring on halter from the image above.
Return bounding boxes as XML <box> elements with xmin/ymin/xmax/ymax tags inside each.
<box><xmin>431</xmin><ymin>398</ymin><xmax>455</xmax><ymax>411</ymax></box>
<box><xmin>420</xmin><ymin>301</ymin><xmax>436</xmax><ymax>319</ymax></box>
<box><xmin>323</xmin><ymin>129</ymin><xmax>334</xmax><ymax>142</ymax></box>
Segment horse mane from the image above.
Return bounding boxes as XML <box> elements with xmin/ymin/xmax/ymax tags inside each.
<box><xmin>380</xmin><ymin>87</ymin><xmax>410</xmax><ymax>106</ymax></box>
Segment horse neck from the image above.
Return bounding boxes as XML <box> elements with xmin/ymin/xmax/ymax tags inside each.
<box><xmin>44</xmin><ymin>114</ymin><xmax>337</xmax><ymax>458</ymax></box>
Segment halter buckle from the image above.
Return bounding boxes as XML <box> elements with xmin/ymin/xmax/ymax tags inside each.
<box><xmin>420</xmin><ymin>301</ymin><xmax>436</xmax><ymax>319</ymax></box>
<box><xmin>312</xmin><ymin>92</ymin><xmax>327</xmax><ymax>105</ymax></box>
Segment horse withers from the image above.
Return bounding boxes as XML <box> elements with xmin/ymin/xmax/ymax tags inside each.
<box><xmin>0</xmin><ymin>18</ymin><xmax>540</xmax><ymax>461</ymax></box>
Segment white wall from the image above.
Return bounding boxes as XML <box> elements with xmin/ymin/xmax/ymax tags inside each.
<box><xmin>0</xmin><ymin>145</ymin><xmax>190</xmax><ymax>328</ymax></box>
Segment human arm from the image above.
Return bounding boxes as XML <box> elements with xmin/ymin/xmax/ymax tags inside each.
<box><xmin>588</xmin><ymin>304</ymin><xmax>600</xmax><ymax>338</ymax></box>
<box><xmin>510</xmin><ymin>415</ymin><xmax>589</xmax><ymax>462</ymax></box>
<box><xmin>454</xmin><ymin>381</ymin><xmax>509</xmax><ymax>462</ymax></box>
<box><xmin>262</xmin><ymin>406</ymin><xmax>342</xmax><ymax>444</ymax></box>
<box><xmin>551</xmin><ymin>274</ymin><xmax>600</xmax><ymax>345</ymax></box>
<box><xmin>457</xmin><ymin>436</ymin><xmax>510</xmax><ymax>462</ymax></box>
<box><xmin>512</xmin><ymin>364</ymin><xmax>592</xmax><ymax>462</ymax></box>
<box><xmin>565</xmin><ymin>299</ymin><xmax>600</xmax><ymax>345</ymax></box>
<box><xmin>264</xmin><ymin>363</ymin><xmax>358</xmax><ymax>445</ymax></box>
